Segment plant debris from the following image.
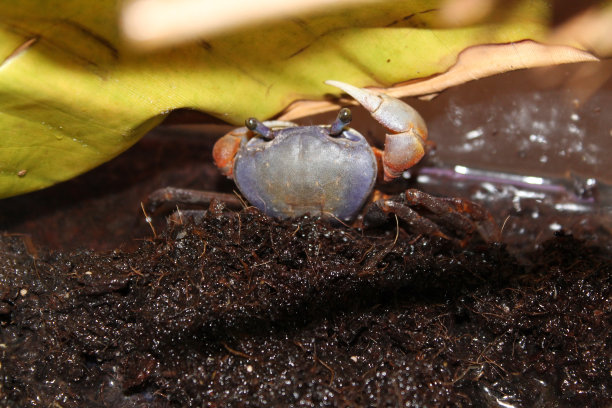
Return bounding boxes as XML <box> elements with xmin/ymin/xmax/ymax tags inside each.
<box><xmin>0</xmin><ymin>205</ymin><xmax>610</xmax><ymax>407</ymax></box>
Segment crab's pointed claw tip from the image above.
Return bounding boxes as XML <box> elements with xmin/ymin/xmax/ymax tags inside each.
<box><xmin>325</xmin><ymin>80</ymin><xmax>382</xmax><ymax>112</ymax></box>
<box><xmin>326</xmin><ymin>80</ymin><xmax>427</xmax><ymax>135</ymax></box>
<box><xmin>326</xmin><ymin>80</ymin><xmax>430</xmax><ymax>182</ymax></box>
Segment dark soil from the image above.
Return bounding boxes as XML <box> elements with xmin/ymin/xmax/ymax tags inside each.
<box><xmin>1</xmin><ymin>203</ymin><xmax>610</xmax><ymax>407</ymax></box>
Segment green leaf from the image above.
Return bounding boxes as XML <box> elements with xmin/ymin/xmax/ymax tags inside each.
<box><xmin>0</xmin><ymin>0</ymin><xmax>556</xmax><ymax>198</ymax></box>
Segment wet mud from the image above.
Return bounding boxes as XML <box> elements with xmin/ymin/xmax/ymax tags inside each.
<box><xmin>1</xmin><ymin>205</ymin><xmax>610</xmax><ymax>407</ymax></box>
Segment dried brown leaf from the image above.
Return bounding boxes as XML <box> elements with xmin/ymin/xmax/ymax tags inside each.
<box><xmin>279</xmin><ymin>40</ymin><xmax>598</xmax><ymax>121</ymax></box>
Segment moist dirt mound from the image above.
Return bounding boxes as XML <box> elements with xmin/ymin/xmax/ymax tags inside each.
<box><xmin>1</xmin><ymin>206</ymin><xmax>610</xmax><ymax>407</ymax></box>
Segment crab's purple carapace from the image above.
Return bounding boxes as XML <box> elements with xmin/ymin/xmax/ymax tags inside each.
<box><xmin>213</xmin><ymin>80</ymin><xmax>429</xmax><ymax>221</ymax></box>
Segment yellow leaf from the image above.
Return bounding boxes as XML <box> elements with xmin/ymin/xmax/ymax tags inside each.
<box><xmin>0</xmin><ymin>0</ymin><xmax>595</xmax><ymax>198</ymax></box>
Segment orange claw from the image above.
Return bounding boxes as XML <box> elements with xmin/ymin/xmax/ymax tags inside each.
<box><xmin>325</xmin><ymin>80</ymin><xmax>428</xmax><ymax>182</ymax></box>
<box><xmin>383</xmin><ymin>131</ymin><xmax>426</xmax><ymax>181</ymax></box>
<box><xmin>212</xmin><ymin>129</ymin><xmax>248</xmax><ymax>178</ymax></box>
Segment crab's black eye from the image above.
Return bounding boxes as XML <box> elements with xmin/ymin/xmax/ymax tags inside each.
<box><xmin>245</xmin><ymin>117</ymin><xmax>273</xmax><ymax>139</ymax></box>
<box><xmin>330</xmin><ymin>107</ymin><xmax>352</xmax><ymax>136</ymax></box>
<box><xmin>338</xmin><ymin>108</ymin><xmax>352</xmax><ymax>123</ymax></box>
<box><xmin>245</xmin><ymin>117</ymin><xmax>258</xmax><ymax>130</ymax></box>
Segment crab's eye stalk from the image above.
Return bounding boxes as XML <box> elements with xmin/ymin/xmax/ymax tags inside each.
<box><xmin>245</xmin><ymin>117</ymin><xmax>273</xmax><ymax>139</ymax></box>
<box><xmin>330</xmin><ymin>108</ymin><xmax>352</xmax><ymax>136</ymax></box>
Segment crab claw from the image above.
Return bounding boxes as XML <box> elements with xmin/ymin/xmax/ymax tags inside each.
<box><xmin>213</xmin><ymin>127</ymin><xmax>249</xmax><ymax>178</ymax></box>
<box><xmin>325</xmin><ymin>80</ymin><xmax>428</xmax><ymax>181</ymax></box>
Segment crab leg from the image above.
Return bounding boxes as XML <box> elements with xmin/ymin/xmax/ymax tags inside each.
<box><xmin>325</xmin><ymin>80</ymin><xmax>428</xmax><ymax>182</ymax></box>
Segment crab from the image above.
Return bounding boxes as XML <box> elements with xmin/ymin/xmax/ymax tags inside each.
<box><xmin>148</xmin><ymin>80</ymin><xmax>497</xmax><ymax>243</ymax></box>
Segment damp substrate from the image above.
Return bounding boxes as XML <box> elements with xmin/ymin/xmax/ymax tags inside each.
<box><xmin>0</xmin><ymin>207</ymin><xmax>610</xmax><ymax>407</ymax></box>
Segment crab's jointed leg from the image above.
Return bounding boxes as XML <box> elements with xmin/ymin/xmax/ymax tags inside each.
<box><xmin>366</xmin><ymin>189</ymin><xmax>500</xmax><ymax>245</ymax></box>
<box><xmin>146</xmin><ymin>186</ymin><xmax>243</xmax><ymax>213</ymax></box>
<box><xmin>325</xmin><ymin>80</ymin><xmax>429</xmax><ymax>182</ymax></box>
